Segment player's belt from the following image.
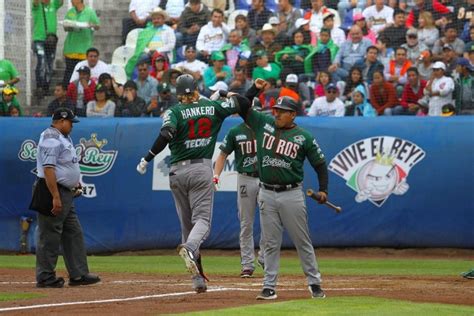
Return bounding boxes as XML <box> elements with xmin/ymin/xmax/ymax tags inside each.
<box><xmin>260</xmin><ymin>182</ymin><xmax>299</xmax><ymax>192</ymax></box>
<box><xmin>241</xmin><ymin>172</ymin><xmax>259</xmax><ymax>178</ymax></box>
<box><xmin>172</xmin><ymin>158</ymin><xmax>205</xmax><ymax>167</ymax></box>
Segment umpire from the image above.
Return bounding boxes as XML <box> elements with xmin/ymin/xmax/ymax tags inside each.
<box><xmin>34</xmin><ymin>107</ymin><xmax>100</xmax><ymax>288</ymax></box>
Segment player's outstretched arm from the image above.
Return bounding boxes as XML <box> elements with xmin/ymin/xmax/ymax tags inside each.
<box><xmin>136</xmin><ymin>127</ymin><xmax>176</xmax><ymax>175</ymax></box>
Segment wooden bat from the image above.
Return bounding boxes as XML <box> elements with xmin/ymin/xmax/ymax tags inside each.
<box><xmin>306</xmin><ymin>189</ymin><xmax>342</xmax><ymax>213</ymax></box>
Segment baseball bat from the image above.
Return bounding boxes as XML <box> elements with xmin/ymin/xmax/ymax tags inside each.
<box><xmin>306</xmin><ymin>189</ymin><xmax>342</xmax><ymax>213</ymax></box>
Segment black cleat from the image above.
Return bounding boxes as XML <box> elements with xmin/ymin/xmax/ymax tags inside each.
<box><xmin>308</xmin><ymin>284</ymin><xmax>326</xmax><ymax>298</ymax></box>
<box><xmin>69</xmin><ymin>274</ymin><xmax>101</xmax><ymax>286</ymax></box>
<box><xmin>256</xmin><ymin>288</ymin><xmax>277</xmax><ymax>300</ymax></box>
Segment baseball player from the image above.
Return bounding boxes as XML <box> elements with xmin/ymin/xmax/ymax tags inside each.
<box><xmin>214</xmin><ymin>123</ymin><xmax>264</xmax><ymax>278</ymax></box>
<box><xmin>238</xmin><ymin>80</ymin><xmax>329</xmax><ymax>300</ymax></box>
<box><xmin>135</xmin><ymin>74</ymin><xmax>250</xmax><ymax>293</ymax></box>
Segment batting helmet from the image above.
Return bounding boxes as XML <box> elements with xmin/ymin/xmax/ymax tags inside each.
<box><xmin>176</xmin><ymin>74</ymin><xmax>197</xmax><ymax>95</ymax></box>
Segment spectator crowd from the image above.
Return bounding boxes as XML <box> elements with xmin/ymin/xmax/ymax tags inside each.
<box><xmin>0</xmin><ymin>0</ymin><xmax>473</xmax><ymax>117</ymax></box>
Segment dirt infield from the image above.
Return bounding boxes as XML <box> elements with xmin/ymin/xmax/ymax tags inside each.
<box><xmin>1</xmin><ymin>249</ymin><xmax>473</xmax><ymax>315</ymax></box>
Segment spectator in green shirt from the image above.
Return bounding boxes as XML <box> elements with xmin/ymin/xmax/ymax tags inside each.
<box><xmin>252</xmin><ymin>50</ymin><xmax>281</xmax><ymax>81</ymax></box>
<box><xmin>0</xmin><ymin>59</ymin><xmax>20</xmax><ymax>88</ymax></box>
<box><xmin>32</xmin><ymin>0</ymin><xmax>63</xmax><ymax>97</ymax></box>
<box><xmin>0</xmin><ymin>86</ymin><xmax>23</xmax><ymax>117</ymax></box>
<box><xmin>62</xmin><ymin>0</ymin><xmax>100</xmax><ymax>85</ymax></box>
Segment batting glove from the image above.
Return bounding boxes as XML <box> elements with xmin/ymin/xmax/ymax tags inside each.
<box><xmin>136</xmin><ymin>158</ymin><xmax>148</xmax><ymax>175</ymax></box>
<box><xmin>212</xmin><ymin>175</ymin><xmax>220</xmax><ymax>191</ymax></box>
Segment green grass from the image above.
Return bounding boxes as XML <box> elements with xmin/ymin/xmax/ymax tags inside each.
<box><xmin>0</xmin><ymin>255</ymin><xmax>470</xmax><ymax>276</ymax></box>
<box><xmin>0</xmin><ymin>293</ymin><xmax>45</xmax><ymax>302</ymax></box>
<box><xmin>180</xmin><ymin>297</ymin><xmax>474</xmax><ymax>316</ymax></box>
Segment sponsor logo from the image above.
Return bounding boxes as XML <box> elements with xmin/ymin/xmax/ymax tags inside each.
<box><xmin>329</xmin><ymin>136</ymin><xmax>425</xmax><ymax>207</ymax></box>
<box><xmin>18</xmin><ymin>133</ymin><xmax>118</xmax><ymax>198</ymax></box>
<box><xmin>293</xmin><ymin>135</ymin><xmax>305</xmax><ymax>145</ymax></box>
<box><xmin>242</xmin><ymin>156</ymin><xmax>257</xmax><ymax>168</ymax></box>
<box><xmin>236</xmin><ymin>134</ymin><xmax>247</xmax><ymax>141</ymax></box>
<box><xmin>261</xmin><ymin>155</ymin><xmax>292</xmax><ymax>169</ymax></box>
<box><xmin>263</xmin><ymin>123</ymin><xmax>275</xmax><ymax>133</ymax></box>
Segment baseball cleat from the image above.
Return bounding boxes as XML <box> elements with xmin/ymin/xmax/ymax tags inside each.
<box><xmin>308</xmin><ymin>284</ymin><xmax>326</xmax><ymax>298</ymax></box>
<box><xmin>240</xmin><ymin>269</ymin><xmax>254</xmax><ymax>278</ymax></box>
<box><xmin>256</xmin><ymin>288</ymin><xmax>277</xmax><ymax>300</ymax></box>
<box><xmin>461</xmin><ymin>269</ymin><xmax>474</xmax><ymax>279</ymax></box>
<box><xmin>177</xmin><ymin>245</ymin><xmax>200</xmax><ymax>277</ymax></box>
<box><xmin>192</xmin><ymin>275</ymin><xmax>207</xmax><ymax>293</ymax></box>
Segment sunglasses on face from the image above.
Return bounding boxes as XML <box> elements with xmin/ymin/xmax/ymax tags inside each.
<box><xmin>327</xmin><ymin>90</ymin><xmax>337</xmax><ymax>94</ymax></box>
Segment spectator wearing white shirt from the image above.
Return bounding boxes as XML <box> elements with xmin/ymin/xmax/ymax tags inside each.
<box><xmin>322</xmin><ymin>12</ymin><xmax>346</xmax><ymax>48</ymax></box>
<box><xmin>362</xmin><ymin>0</ymin><xmax>394</xmax><ymax>36</ymax></box>
<box><xmin>196</xmin><ymin>9</ymin><xmax>229</xmax><ymax>61</ymax></box>
<box><xmin>305</xmin><ymin>0</ymin><xmax>341</xmax><ymax>35</ymax></box>
<box><xmin>122</xmin><ymin>0</ymin><xmax>160</xmax><ymax>44</ymax></box>
<box><xmin>423</xmin><ymin>61</ymin><xmax>455</xmax><ymax>116</ymax></box>
<box><xmin>172</xmin><ymin>45</ymin><xmax>208</xmax><ymax>83</ymax></box>
<box><xmin>69</xmin><ymin>48</ymin><xmax>110</xmax><ymax>83</ymax></box>
<box><xmin>308</xmin><ymin>83</ymin><xmax>345</xmax><ymax>116</ymax></box>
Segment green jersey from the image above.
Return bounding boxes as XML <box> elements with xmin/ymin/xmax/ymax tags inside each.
<box><xmin>245</xmin><ymin>109</ymin><xmax>325</xmax><ymax>185</ymax></box>
<box><xmin>63</xmin><ymin>6</ymin><xmax>100</xmax><ymax>59</ymax></box>
<box><xmin>219</xmin><ymin>123</ymin><xmax>258</xmax><ymax>174</ymax></box>
<box><xmin>162</xmin><ymin>97</ymin><xmax>239</xmax><ymax>164</ymax></box>
<box><xmin>0</xmin><ymin>59</ymin><xmax>19</xmax><ymax>82</ymax></box>
<box><xmin>32</xmin><ymin>0</ymin><xmax>63</xmax><ymax>41</ymax></box>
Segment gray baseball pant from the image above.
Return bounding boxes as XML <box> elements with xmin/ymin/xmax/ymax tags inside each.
<box><xmin>237</xmin><ymin>174</ymin><xmax>264</xmax><ymax>270</ymax></box>
<box><xmin>169</xmin><ymin>160</ymin><xmax>213</xmax><ymax>257</ymax></box>
<box><xmin>36</xmin><ymin>186</ymin><xmax>89</xmax><ymax>283</ymax></box>
<box><xmin>258</xmin><ymin>186</ymin><xmax>322</xmax><ymax>290</ymax></box>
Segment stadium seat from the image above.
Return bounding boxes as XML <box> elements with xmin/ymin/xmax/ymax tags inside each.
<box><xmin>125</xmin><ymin>28</ymin><xmax>143</xmax><ymax>49</ymax></box>
<box><xmin>108</xmin><ymin>64</ymin><xmax>127</xmax><ymax>85</ymax></box>
<box><xmin>111</xmin><ymin>45</ymin><xmax>135</xmax><ymax>68</ymax></box>
<box><xmin>226</xmin><ymin>10</ymin><xmax>248</xmax><ymax>30</ymax></box>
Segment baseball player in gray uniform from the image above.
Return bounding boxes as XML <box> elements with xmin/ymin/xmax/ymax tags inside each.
<box><xmin>238</xmin><ymin>80</ymin><xmax>329</xmax><ymax>300</ymax></box>
<box><xmin>136</xmin><ymin>75</ymin><xmax>251</xmax><ymax>293</ymax></box>
<box><xmin>214</xmin><ymin>123</ymin><xmax>264</xmax><ymax>278</ymax></box>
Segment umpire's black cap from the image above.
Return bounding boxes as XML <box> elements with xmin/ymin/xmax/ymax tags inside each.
<box><xmin>273</xmin><ymin>96</ymin><xmax>298</xmax><ymax>112</ymax></box>
<box><xmin>52</xmin><ymin>107</ymin><xmax>79</xmax><ymax>123</ymax></box>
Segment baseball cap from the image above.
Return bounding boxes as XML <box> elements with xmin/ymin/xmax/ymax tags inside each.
<box><xmin>239</xmin><ymin>50</ymin><xmax>251</xmax><ymax>60</ymax></box>
<box><xmin>209</xmin><ymin>81</ymin><xmax>228</xmax><ymax>92</ymax></box>
<box><xmin>285</xmin><ymin>74</ymin><xmax>298</xmax><ymax>84</ymax></box>
<box><xmin>273</xmin><ymin>96</ymin><xmax>298</xmax><ymax>112</ymax></box>
<box><xmin>326</xmin><ymin>83</ymin><xmax>337</xmax><ymax>91</ymax></box>
<box><xmin>295</xmin><ymin>18</ymin><xmax>309</xmax><ymax>29</ymax></box>
<box><xmin>2</xmin><ymin>85</ymin><xmax>18</xmax><ymax>95</ymax></box>
<box><xmin>441</xmin><ymin>104</ymin><xmax>455</xmax><ymax>117</ymax></box>
<box><xmin>261</xmin><ymin>23</ymin><xmax>276</xmax><ymax>34</ymax></box>
<box><xmin>353</xmin><ymin>13</ymin><xmax>364</xmax><ymax>22</ymax></box>
<box><xmin>255</xmin><ymin>50</ymin><xmax>267</xmax><ymax>58</ymax></box>
<box><xmin>52</xmin><ymin>107</ymin><xmax>79</xmax><ymax>123</ymax></box>
<box><xmin>456</xmin><ymin>57</ymin><xmax>474</xmax><ymax>71</ymax></box>
<box><xmin>323</xmin><ymin>11</ymin><xmax>335</xmax><ymax>22</ymax></box>
<box><xmin>442</xmin><ymin>43</ymin><xmax>454</xmax><ymax>51</ymax></box>
<box><xmin>77</xmin><ymin>65</ymin><xmax>91</xmax><ymax>74</ymax></box>
<box><xmin>432</xmin><ymin>61</ymin><xmax>446</xmax><ymax>70</ymax></box>
<box><xmin>95</xmin><ymin>84</ymin><xmax>107</xmax><ymax>93</ymax></box>
<box><xmin>157</xmin><ymin>82</ymin><xmax>171</xmax><ymax>93</ymax></box>
<box><xmin>211</xmin><ymin>51</ymin><xmax>225</xmax><ymax>61</ymax></box>
<box><xmin>185</xmin><ymin>45</ymin><xmax>197</xmax><ymax>52</ymax></box>
<box><xmin>268</xmin><ymin>16</ymin><xmax>280</xmax><ymax>25</ymax></box>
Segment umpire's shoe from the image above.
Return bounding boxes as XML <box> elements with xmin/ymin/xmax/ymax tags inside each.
<box><xmin>177</xmin><ymin>244</ymin><xmax>200</xmax><ymax>277</ymax></box>
<box><xmin>69</xmin><ymin>273</ymin><xmax>101</xmax><ymax>286</ymax></box>
<box><xmin>256</xmin><ymin>288</ymin><xmax>277</xmax><ymax>300</ymax></box>
<box><xmin>36</xmin><ymin>277</ymin><xmax>65</xmax><ymax>288</ymax></box>
<box><xmin>308</xmin><ymin>284</ymin><xmax>326</xmax><ymax>298</ymax></box>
